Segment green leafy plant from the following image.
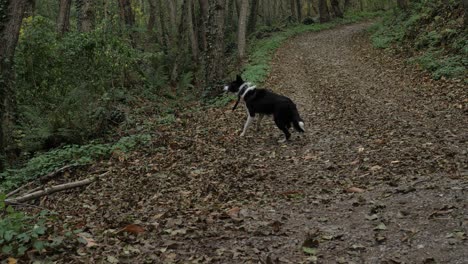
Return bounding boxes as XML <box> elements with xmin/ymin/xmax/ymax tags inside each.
<box><xmin>0</xmin><ymin>134</ymin><xmax>152</xmax><ymax>192</ymax></box>
<box><xmin>0</xmin><ymin>194</ymin><xmax>55</xmax><ymax>257</ymax></box>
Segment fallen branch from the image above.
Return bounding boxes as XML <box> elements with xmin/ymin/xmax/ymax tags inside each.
<box><xmin>5</xmin><ymin>171</ymin><xmax>109</xmax><ymax>205</ymax></box>
<box><xmin>6</xmin><ymin>164</ymin><xmax>83</xmax><ymax>198</ymax></box>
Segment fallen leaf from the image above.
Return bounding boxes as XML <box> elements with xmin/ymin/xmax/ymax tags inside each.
<box><xmin>375</xmin><ymin>223</ymin><xmax>387</xmax><ymax>231</ymax></box>
<box><xmin>122</xmin><ymin>224</ymin><xmax>145</xmax><ymax>234</ymax></box>
<box><xmin>226</xmin><ymin>207</ymin><xmax>241</xmax><ymax>218</ymax></box>
<box><xmin>107</xmin><ymin>256</ymin><xmax>119</xmax><ymax>263</ymax></box>
<box><xmin>77</xmin><ymin>232</ymin><xmax>98</xmax><ymax>248</ymax></box>
<box><xmin>7</xmin><ymin>258</ymin><xmax>17</xmax><ymax>264</ymax></box>
<box><xmin>346</xmin><ymin>187</ymin><xmax>365</xmax><ymax>193</ymax></box>
<box><xmin>302</xmin><ymin>246</ymin><xmax>317</xmax><ymax>255</ymax></box>
<box><xmin>365</xmin><ymin>214</ymin><xmax>379</xmax><ymax>221</ymax></box>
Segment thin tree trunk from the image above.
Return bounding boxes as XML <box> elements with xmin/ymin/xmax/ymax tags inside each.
<box><xmin>204</xmin><ymin>0</ymin><xmax>227</xmax><ymax>95</ymax></box>
<box><xmin>198</xmin><ymin>0</ymin><xmax>208</xmax><ymax>51</ymax></box>
<box><xmin>396</xmin><ymin>0</ymin><xmax>408</xmax><ymax>10</ymax></box>
<box><xmin>463</xmin><ymin>0</ymin><xmax>468</xmax><ymax>26</ymax></box>
<box><xmin>119</xmin><ymin>0</ymin><xmax>135</xmax><ymax>28</ymax></box>
<box><xmin>319</xmin><ymin>0</ymin><xmax>330</xmax><ymax>22</ymax></box>
<box><xmin>76</xmin><ymin>0</ymin><xmax>94</xmax><ymax>32</ymax></box>
<box><xmin>344</xmin><ymin>0</ymin><xmax>351</xmax><ymax>12</ymax></box>
<box><xmin>0</xmin><ymin>0</ymin><xmax>29</xmax><ymax>172</ymax></box>
<box><xmin>57</xmin><ymin>0</ymin><xmax>72</xmax><ymax>35</ymax></box>
<box><xmin>157</xmin><ymin>0</ymin><xmax>169</xmax><ymax>48</ymax></box>
<box><xmin>167</xmin><ymin>0</ymin><xmax>177</xmax><ymax>35</ymax></box>
<box><xmin>331</xmin><ymin>0</ymin><xmax>343</xmax><ymax>18</ymax></box>
<box><xmin>187</xmin><ymin>0</ymin><xmax>199</xmax><ymax>61</ymax></box>
<box><xmin>119</xmin><ymin>0</ymin><xmax>136</xmax><ymax>45</ymax></box>
<box><xmin>296</xmin><ymin>0</ymin><xmax>302</xmax><ymax>22</ymax></box>
<box><xmin>235</xmin><ymin>0</ymin><xmax>241</xmax><ymax>17</ymax></box>
<box><xmin>237</xmin><ymin>0</ymin><xmax>248</xmax><ymax>60</ymax></box>
<box><xmin>247</xmin><ymin>0</ymin><xmax>258</xmax><ymax>34</ymax></box>
<box><xmin>147</xmin><ymin>0</ymin><xmax>157</xmax><ymax>32</ymax></box>
<box><xmin>290</xmin><ymin>0</ymin><xmax>296</xmax><ymax>21</ymax></box>
<box><xmin>307</xmin><ymin>0</ymin><xmax>312</xmax><ymax>16</ymax></box>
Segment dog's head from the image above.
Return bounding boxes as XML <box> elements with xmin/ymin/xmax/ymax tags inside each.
<box><xmin>223</xmin><ymin>75</ymin><xmax>245</xmax><ymax>94</ymax></box>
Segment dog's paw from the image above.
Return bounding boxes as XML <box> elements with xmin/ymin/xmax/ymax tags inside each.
<box><xmin>277</xmin><ymin>138</ymin><xmax>287</xmax><ymax>143</ymax></box>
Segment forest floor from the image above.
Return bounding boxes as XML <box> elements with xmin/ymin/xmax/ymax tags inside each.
<box><xmin>40</xmin><ymin>22</ymin><xmax>467</xmax><ymax>263</ymax></box>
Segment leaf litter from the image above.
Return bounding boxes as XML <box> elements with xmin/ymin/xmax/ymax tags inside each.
<box><xmin>27</xmin><ymin>22</ymin><xmax>467</xmax><ymax>263</ymax></box>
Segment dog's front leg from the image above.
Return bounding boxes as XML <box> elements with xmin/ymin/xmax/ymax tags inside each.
<box><xmin>240</xmin><ymin>115</ymin><xmax>255</xmax><ymax>137</ymax></box>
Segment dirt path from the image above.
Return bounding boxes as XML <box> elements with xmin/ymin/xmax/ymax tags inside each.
<box><xmin>46</xmin><ymin>22</ymin><xmax>467</xmax><ymax>263</ymax></box>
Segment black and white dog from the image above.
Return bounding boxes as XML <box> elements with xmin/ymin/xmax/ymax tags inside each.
<box><xmin>224</xmin><ymin>75</ymin><xmax>305</xmax><ymax>142</ymax></box>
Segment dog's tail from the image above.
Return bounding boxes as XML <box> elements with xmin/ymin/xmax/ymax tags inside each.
<box><xmin>292</xmin><ymin>105</ymin><xmax>305</xmax><ymax>133</ymax></box>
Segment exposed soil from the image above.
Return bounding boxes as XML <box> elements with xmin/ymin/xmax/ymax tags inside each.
<box><xmin>32</xmin><ymin>22</ymin><xmax>467</xmax><ymax>263</ymax></box>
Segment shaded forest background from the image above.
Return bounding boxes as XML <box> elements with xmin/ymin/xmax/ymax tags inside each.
<box><xmin>0</xmin><ymin>0</ymin><xmax>397</xmax><ymax>173</ymax></box>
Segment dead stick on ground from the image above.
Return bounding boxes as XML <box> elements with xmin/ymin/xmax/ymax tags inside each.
<box><xmin>6</xmin><ymin>164</ymin><xmax>82</xmax><ymax>198</ymax></box>
<box><xmin>5</xmin><ymin>171</ymin><xmax>109</xmax><ymax>205</ymax></box>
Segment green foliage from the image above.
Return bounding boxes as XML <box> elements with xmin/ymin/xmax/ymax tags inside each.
<box><xmin>370</xmin><ymin>0</ymin><xmax>467</xmax><ymax>79</ymax></box>
<box><xmin>410</xmin><ymin>51</ymin><xmax>466</xmax><ymax>79</ymax></box>
<box><xmin>0</xmin><ymin>197</ymin><xmax>55</xmax><ymax>257</ymax></box>
<box><xmin>0</xmin><ymin>134</ymin><xmax>151</xmax><ymax>192</ymax></box>
<box><xmin>13</xmin><ymin>16</ymin><xmax>168</xmax><ymax>153</ymax></box>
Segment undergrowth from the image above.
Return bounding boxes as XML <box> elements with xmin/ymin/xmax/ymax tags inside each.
<box><xmin>0</xmin><ymin>134</ymin><xmax>151</xmax><ymax>192</ymax></box>
<box><xmin>369</xmin><ymin>0</ymin><xmax>467</xmax><ymax>79</ymax></box>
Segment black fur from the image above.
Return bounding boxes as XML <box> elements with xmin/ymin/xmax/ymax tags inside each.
<box><xmin>225</xmin><ymin>75</ymin><xmax>305</xmax><ymax>140</ymax></box>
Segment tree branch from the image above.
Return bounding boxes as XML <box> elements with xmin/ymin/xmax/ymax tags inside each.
<box><xmin>5</xmin><ymin>171</ymin><xmax>109</xmax><ymax>205</ymax></box>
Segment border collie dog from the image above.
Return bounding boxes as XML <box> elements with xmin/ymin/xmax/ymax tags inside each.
<box><xmin>224</xmin><ymin>75</ymin><xmax>305</xmax><ymax>142</ymax></box>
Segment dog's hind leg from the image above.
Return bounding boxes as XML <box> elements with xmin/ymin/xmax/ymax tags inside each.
<box><xmin>240</xmin><ymin>115</ymin><xmax>255</xmax><ymax>137</ymax></box>
<box><xmin>256</xmin><ymin>114</ymin><xmax>264</xmax><ymax>131</ymax></box>
<box><xmin>274</xmin><ymin>117</ymin><xmax>291</xmax><ymax>143</ymax></box>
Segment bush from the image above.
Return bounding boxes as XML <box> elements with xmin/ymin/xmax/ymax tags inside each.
<box><xmin>370</xmin><ymin>0</ymin><xmax>467</xmax><ymax>79</ymax></box>
<box><xmin>14</xmin><ymin>16</ymin><xmax>163</xmax><ymax>153</ymax></box>
<box><xmin>0</xmin><ymin>195</ymin><xmax>56</xmax><ymax>257</ymax></box>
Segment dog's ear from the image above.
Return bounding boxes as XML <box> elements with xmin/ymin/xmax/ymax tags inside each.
<box><xmin>236</xmin><ymin>75</ymin><xmax>243</xmax><ymax>83</ymax></box>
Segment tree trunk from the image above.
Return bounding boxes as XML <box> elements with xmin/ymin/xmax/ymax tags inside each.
<box><xmin>167</xmin><ymin>0</ymin><xmax>177</xmax><ymax>35</ymax></box>
<box><xmin>57</xmin><ymin>0</ymin><xmax>72</xmax><ymax>35</ymax></box>
<box><xmin>0</xmin><ymin>0</ymin><xmax>29</xmax><ymax>172</ymax></box>
<box><xmin>290</xmin><ymin>0</ymin><xmax>297</xmax><ymax>21</ymax></box>
<box><xmin>307</xmin><ymin>0</ymin><xmax>312</xmax><ymax>16</ymax></box>
<box><xmin>204</xmin><ymin>0</ymin><xmax>227</xmax><ymax>96</ymax></box>
<box><xmin>119</xmin><ymin>0</ymin><xmax>135</xmax><ymax>28</ymax></box>
<box><xmin>247</xmin><ymin>0</ymin><xmax>258</xmax><ymax>34</ymax></box>
<box><xmin>319</xmin><ymin>0</ymin><xmax>330</xmax><ymax>22</ymax></box>
<box><xmin>156</xmin><ymin>0</ymin><xmax>169</xmax><ymax>48</ymax></box>
<box><xmin>198</xmin><ymin>0</ymin><xmax>208</xmax><ymax>51</ymax></box>
<box><xmin>237</xmin><ymin>0</ymin><xmax>248</xmax><ymax>60</ymax></box>
<box><xmin>296</xmin><ymin>0</ymin><xmax>302</xmax><ymax>22</ymax></box>
<box><xmin>463</xmin><ymin>0</ymin><xmax>468</xmax><ymax>27</ymax></box>
<box><xmin>187</xmin><ymin>0</ymin><xmax>199</xmax><ymax>61</ymax></box>
<box><xmin>331</xmin><ymin>0</ymin><xmax>343</xmax><ymax>18</ymax></box>
<box><xmin>76</xmin><ymin>0</ymin><xmax>94</xmax><ymax>32</ymax></box>
<box><xmin>396</xmin><ymin>0</ymin><xmax>408</xmax><ymax>10</ymax></box>
<box><xmin>344</xmin><ymin>0</ymin><xmax>351</xmax><ymax>12</ymax></box>
<box><xmin>147</xmin><ymin>0</ymin><xmax>157</xmax><ymax>32</ymax></box>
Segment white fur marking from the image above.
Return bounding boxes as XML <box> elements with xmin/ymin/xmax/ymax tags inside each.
<box><xmin>241</xmin><ymin>86</ymin><xmax>256</xmax><ymax>98</ymax></box>
<box><xmin>299</xmin><ymin>121</ymin><xmax>305</xmax><ymax>131</ymax></box>
<box><xmin>223</xmin><ymin>85</ymin><xmax>229</xmax><ymax>91</ymax></box>
<box><xmin>240</xmin><ymin>115</ymin><xmax>254</xmax><ymax>137</ymax></box>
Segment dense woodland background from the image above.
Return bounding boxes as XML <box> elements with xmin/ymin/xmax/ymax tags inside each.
<box><xmin>0</xmin><ymin>0</ymin><xmax>399</xmax><ymax>173</ymax></box>
<box><xmin>0</xmin><ymin>0</ymin><xmax>467</xmax><ymax>260</ymax></box>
